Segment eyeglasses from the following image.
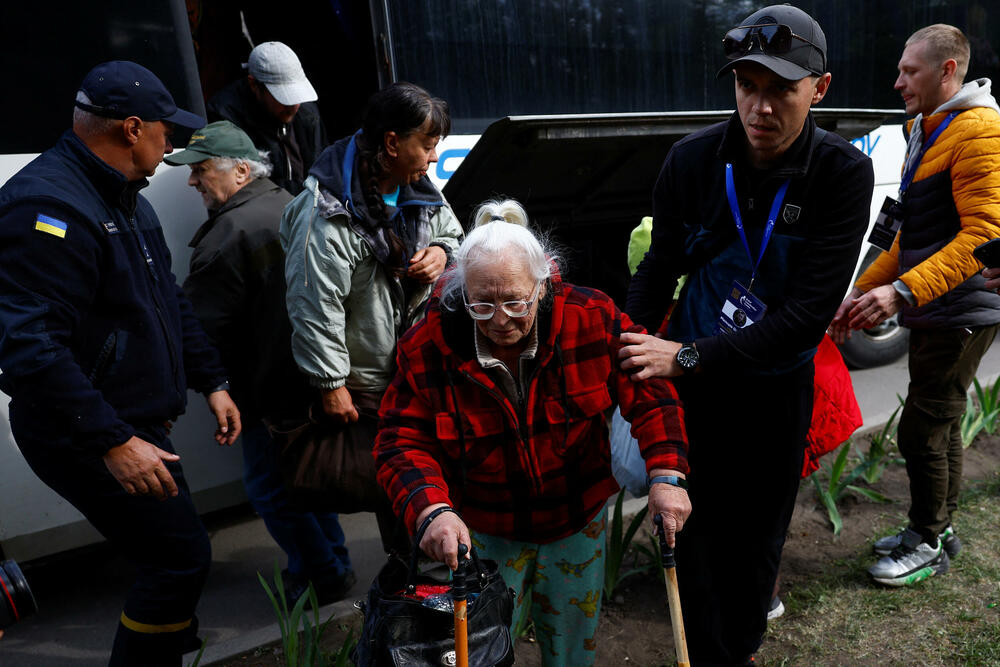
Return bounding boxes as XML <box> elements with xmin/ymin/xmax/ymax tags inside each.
<box><xmin>464</xmin><ymin>281</ymin><xmax>542</xmax><ymax>320</ymax></box>
<box><xmin>723</xmin><ymin>23</ymin><xmax>824</xmax><ymax>65</ymax></box>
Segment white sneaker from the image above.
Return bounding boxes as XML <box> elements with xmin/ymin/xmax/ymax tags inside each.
<box><xmin>869</xmin><ymin>531</ymin><xmax>949</xmax><ymax>587</ymax></box>
<box><xmin>766</xmin><ymin>596</ymin><xmax>784</xmax><ymax>621</ymax></box>
<box><xmin>873</xmin><ymin>525</ymin><xmax>961</xmax><ymax>558</ymax></box>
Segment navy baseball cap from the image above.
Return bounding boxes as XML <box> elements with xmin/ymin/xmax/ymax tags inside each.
<box><xmin>75</xmin><ymin>61</ymin><xmax>205</xmax><ymax>129</ymax></box>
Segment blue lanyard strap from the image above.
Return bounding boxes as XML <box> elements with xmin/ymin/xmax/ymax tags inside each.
<box><xmin>725</xmin><ymin>163</ymin><xmax>790</xmax><ymax>290</ymax></box>
<box><xmin>900</xmin><ymin>111</ymin><xmax>959</xmax><ymax>195</ymax></box>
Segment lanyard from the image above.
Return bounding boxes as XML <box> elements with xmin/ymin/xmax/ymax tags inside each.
<box><xmin>725</xmin><ymin>163</ymin><xmax>789</xmax><ymax>292</ymax></box>
<box><xmin>900</xmin><ymin>111</ymin><xmax>958</xmax><ymax>196</ymax></box>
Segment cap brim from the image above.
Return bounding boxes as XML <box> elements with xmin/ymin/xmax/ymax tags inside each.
<box><xmin>163</xmin><ymin>107</ymin><xmax>207</xmax><ymax>130</ymax></box>
<box><xmin>716</xmin><ymin>54</ymin><xmax>814</xmax><ymax>81</ymax></box>
<box><xmin>264</xmin><ymin>79</ymin><xmax>318</xmax><ymax>106</ymax></box>
<box><xmin>163</xmin><ymin>148</ymin><xmax>214</xmax><ymax>166</ymax></box>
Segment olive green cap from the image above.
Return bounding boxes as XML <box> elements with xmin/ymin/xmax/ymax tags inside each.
<box><xmin>164</xmin><ymin>120</ymin><xmax>260</xmax><ymax>165</ymax></box>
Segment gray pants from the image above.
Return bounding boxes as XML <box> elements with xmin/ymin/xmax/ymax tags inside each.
<box><xmin>898</xmin><ymin>324</ymin><xmax>999</xmax><ymax>543</ymax></box>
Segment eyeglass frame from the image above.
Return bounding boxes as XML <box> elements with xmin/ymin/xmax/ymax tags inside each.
<box><xmin>463</xmin><ymin>280</ymin><xmax>543</xmax><ymax>321</ymax></box>
<box><xmin>722</xmin><ymin>23</ymin><xmax>825</xmax><ymax>71</ymax></box>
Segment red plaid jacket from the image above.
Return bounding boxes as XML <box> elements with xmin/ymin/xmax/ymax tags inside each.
<box><xmin>375</xmin><ymin>270</ymin><xmax>689</xmax><ymax>544</ymax></box>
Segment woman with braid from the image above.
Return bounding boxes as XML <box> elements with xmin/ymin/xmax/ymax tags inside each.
<box><xmin>280</xmin><ymin>82</ymin><xmax>463</xmax><ymax>551</ymax></box>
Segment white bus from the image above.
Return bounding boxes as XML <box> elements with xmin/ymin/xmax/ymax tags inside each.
<box><xmin>1</xmin><ymin>0</ymin><xmax>995</xmax><ymax>560</ymax></box>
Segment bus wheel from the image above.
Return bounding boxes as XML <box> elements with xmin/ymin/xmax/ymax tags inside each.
<box><xmin>837</xmin><ymin>247</ymin><xmax>909</xmax><ymax>369</ymax></box>
<box><xmin>838</xmin><ymin>312</ymin><xmax>909</xmax><ymax>369</ymax></box>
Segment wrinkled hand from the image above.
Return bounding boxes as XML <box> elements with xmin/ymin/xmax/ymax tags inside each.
<box><xmin>207</xmin><ymin>390</ymin><xmax>241</xmax><ymax>445</ymax></box>
<box><xmin>847</xmin><ymin>284</ymin><xmax>903</xmax><ymax>330</ymax></box>
<box><xmin>647</xmin><ymin>472</ymin><xmax>691</xmax><ymax>548</ymax></box>
<box><xmin>103</xmin><ymin>436</ymin><xmax>180</xmax><ymax>499</ymax></box>
<box><xmin>415</xmin><ymin>503</ymin><xmax>471</xmax><ymax>571</ymax></box>
<box><xmin>618</xmin><ymin>332</ymin><xmax>683</xmax><ymax>379</ymax></box>
<box><xmin>827</xmin><ymin>287</ymin><xmax>862</xmax><ymax>344</ymax></box>
<box><xmin>984</xmin><ymin>267</ymin><xmax>1000</xmax><ymax>292</ymax></box>
<box><xmin>406</xmin><ymin>245</ymin><xmax>448</xmax><ymax>284</ymax></box>
<box><xmin>321</xmin><ymin>386</ymin><xmax>359</xmax><ymax>424</ymax></box>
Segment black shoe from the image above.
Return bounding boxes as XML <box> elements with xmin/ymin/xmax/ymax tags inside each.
<box><xmin>283</xmin><ymin>568</ymin><xmax>357</xmax><ymax>607</ymax></box>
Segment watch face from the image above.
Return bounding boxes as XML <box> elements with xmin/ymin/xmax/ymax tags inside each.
<box><xmin>677</xmin><ymin>346</ymin><xmax>698</xmax><ymax>369</ymax></box>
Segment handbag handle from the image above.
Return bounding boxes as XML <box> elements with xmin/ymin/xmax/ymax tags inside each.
<box><xmin>406</xmin><ymin>506</ymin><xmax>485</xmax><ymax>594</ymax></box>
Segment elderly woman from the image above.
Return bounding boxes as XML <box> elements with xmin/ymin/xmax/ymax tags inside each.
<box><xmin>374</xmin><ymin>199</ymin><xmax>691</xmax><ymax>665</ymax></box>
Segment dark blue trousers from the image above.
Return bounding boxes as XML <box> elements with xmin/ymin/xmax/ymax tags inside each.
<box><xmin>241</xmin><ymin>422</ymin><xmax>351</xmax><ymax>578</ymax></box>
<box><xmin>15</xmin><ymin>422</ymin><xmax>210</xmax><ymax>667</ymax></box>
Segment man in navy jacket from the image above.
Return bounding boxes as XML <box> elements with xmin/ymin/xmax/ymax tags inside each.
<box><xmin>0</xmin><ymin>62</ymin><xmax>241</xmax><ymax>665</ymax></box>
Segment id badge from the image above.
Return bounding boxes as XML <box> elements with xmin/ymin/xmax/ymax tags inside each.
<box><xmin>714</xmin><ymin>281</ymin><xmax>767</xmax><ymax>335</ymax></box>
<box><xmin>867</xmin><ymin>196</ymin><xmax>904</xmax><ymax>251</ymax></box>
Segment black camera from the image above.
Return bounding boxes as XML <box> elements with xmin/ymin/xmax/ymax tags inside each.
<box><xmin>0</xmin><ymin>559</ymin><xmax>38</xmax><ymax>629</ymax></box>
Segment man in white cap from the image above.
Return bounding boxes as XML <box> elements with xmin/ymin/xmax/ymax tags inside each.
<box><xmin>208</xmin><ymin>41</ymin><xmax>328</xmax><ymax>195</ymax></box>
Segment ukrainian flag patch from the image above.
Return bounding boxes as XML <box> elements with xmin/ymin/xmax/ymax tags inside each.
<box><xmin>34</xmin><ymin>213</ymin><xmax>68</xmax><ymax>239</ymax></box>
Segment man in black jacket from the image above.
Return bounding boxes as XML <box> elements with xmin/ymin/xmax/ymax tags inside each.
<box><xmin>620</xmin><ymin>6</ymin><xmax>873</xmax><ymax>664</ymax></box>
<box><xmin>207</xmin><ymin>41</ymin><xmax>328</xmax><ymax>195</ymax></box>
<box><xmin>167</xmin><ymin>121</ymin><xmax>355</xmax><ymax>605</ymax></box>
<box><xmin>0</xmin><ymin>61</ymin><xmax>241</xmax><ymax>666</ymax></box>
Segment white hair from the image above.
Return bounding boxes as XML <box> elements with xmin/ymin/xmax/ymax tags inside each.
<box><xmin>210</xmin><ymin>151</ymin><xmax>273</xmax><ymax>180</ymax></box>
<box><xmin>71</xmin><ymin>91</ymin><xmax>118</xmax><ymax>134</ymax></box>
<box><xmin>440</xmin><ymin>199</ymin><xmax>559</xmax><ymax>311</ymax></box>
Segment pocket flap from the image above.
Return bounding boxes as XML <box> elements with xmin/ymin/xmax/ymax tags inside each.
<box><xmin>545</xmin><ymin>384</ymin><xmax>612</xmax><ymax>423</ymax></box>
<box><xmin>435</xmin><ymin>409</ymin><xmax>508</xmax><ymax>440</ymax></box>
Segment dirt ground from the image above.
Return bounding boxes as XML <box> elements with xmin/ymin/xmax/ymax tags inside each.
<box><xmin>217</xmin><ymin>433</ymin><xmax>1000</xmax><ymax>666</ymax></box>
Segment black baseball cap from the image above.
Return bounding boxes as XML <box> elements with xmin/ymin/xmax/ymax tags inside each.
<box><xmin>75</xmin><ymin>61</ymin><xmax>205</xmax><ymax>129</ymax></box>
<box><xmin>717</xmin><ymin>5</ymin><xmax>827</xmax><ymax>80</ymax></box>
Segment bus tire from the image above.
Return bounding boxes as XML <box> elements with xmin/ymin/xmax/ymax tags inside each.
<box><xmin>838</xmin><ymin>314</ymin><xmax>909</xmax><ymax>369</ymax></box>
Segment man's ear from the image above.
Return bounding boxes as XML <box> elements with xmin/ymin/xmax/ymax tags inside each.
<box><xmin>122</xmin><ymin>117</ymin><xmax>143</xmax><ymax>146</ymax></box>
<box><xmin>247</xmin><ymin>74</ymin><xmax>261</xmax><ymax>98</ymax></box>
<box><xmin>234</xmin><ymin>160</ymin><xmax>252</xmax><ymax>184</ymax></box>
<box><xmin>941</xmin><ymin>58</ymin><xmax>959</xmax><ymax>85</ymax></box>
<box><xmin>384</xmin><ymin>131</ymin><xmax>400</xmax><ymax>158</ymax></box>
<box><xmin>811</xmin><ymin>73</ymin><xmax>832</xmax><ymax>105</ymax></box>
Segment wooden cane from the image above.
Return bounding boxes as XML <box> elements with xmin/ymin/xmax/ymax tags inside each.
<box><xmin>453</xmin><ymin>543</ymin><xmax>470</xmax><ymax>667</ymax></box>
<box><xmin>655</xmin><ymin>515</ymin><xmax>690</xmax><ymax>667</ymax></box>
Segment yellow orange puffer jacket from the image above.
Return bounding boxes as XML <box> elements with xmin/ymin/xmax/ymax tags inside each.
<box><xmin>857</xmin><ymin>88</ymin><xmax>1000</xmax><ymax>327</ymax></box>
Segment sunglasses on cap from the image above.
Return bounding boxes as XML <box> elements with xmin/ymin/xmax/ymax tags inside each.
<box><xmin>723</xmin><ymin>23</ymin><xmax>824</xmax><ymax>65</ymax></box>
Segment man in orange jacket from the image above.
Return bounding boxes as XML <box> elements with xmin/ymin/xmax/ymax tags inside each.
<box><xmin>830</xmin><ymin>24</ymin><xmax>1000</xmax><ymax>587</ymax></box>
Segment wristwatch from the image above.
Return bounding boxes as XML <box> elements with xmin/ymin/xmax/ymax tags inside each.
<box><xmin>676</xmin><ymin>343</ymin><xmax>699</xmax><ymax>374</ymax></box>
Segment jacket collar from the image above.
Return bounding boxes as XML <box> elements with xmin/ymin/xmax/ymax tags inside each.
<box><xmin>187</xmin><ymin>178</ymin><xmax>280</xmax><ymax>248</ymax></box>
<box><xmin>59</xmin><ymin>130</ymin><xmax>149</xmax><ymax>214</ymax></box>
<box><xmin>717</xmin><ymin>111</ymin><xmax>818</xmax><ymax>180</ymax></box>
<box><xmin>309</xmin><ymin>132</ymin><xmax>445</xmax><ymax>221</ymax></box>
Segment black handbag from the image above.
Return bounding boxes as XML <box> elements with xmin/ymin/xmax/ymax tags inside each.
<box><xmin>352</xmin><ymin>508</ymin><xmax>516</xmax><ymax>666</ymax></box>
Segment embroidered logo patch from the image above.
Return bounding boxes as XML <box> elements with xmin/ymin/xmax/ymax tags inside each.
<box><xmin>34</xmin><ymin>213</ymin><xmax>68</xmax><ymax>238</ymax></box>
<box><xmin>782</xmin><ymin>204</ymin><xmax>802</xmax><ymax>224</ymax></box>
<box><xmin>102</xmin><ymin>220</ymin><xmax>121</xmax><ymax>234</ymax></box>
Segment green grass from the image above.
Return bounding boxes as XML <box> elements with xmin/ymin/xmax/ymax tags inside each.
<box><xmin>760</xmin><ymin>473</ymin><xmax>1000</xmax><ymax>666</ymax></box>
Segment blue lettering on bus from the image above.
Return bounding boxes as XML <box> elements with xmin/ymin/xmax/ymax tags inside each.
<box><xmin>436</xmin><ymin>148</ymin><xmax>471</xmax><ymax>180</ymax></box>
<box><xmin>851</xmin><ymin>133</ymin><xmax>881</xmax><ymax>157</ymax></box>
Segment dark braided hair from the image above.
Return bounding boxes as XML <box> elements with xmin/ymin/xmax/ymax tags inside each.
<box><xmin>354</xmin><ymin>82</ymin><xmax>451</xmax><ymax>271</ymax></box>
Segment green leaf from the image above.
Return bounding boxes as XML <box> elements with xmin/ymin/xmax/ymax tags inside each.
<box><xmin>846</xmin><ymin>485</ymin><xmax>892</xmax><ymax>503</ymax></box>
<box><xmin>811</xmin><ymin>473</ymin><xmax>842</xmax><ymax>535</ymax></box>
<box><xmin>828</xmin><ymin>442</ymin><xmax>851</xmax><ymax>493</ymax></box>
